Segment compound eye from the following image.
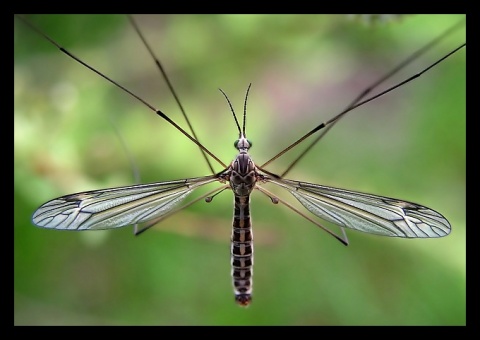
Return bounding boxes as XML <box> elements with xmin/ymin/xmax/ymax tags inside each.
<box><xmin>246</xmin><ymin>139</ymin><xmax>252</xmax><ymax>148</ymax></box>
<box><xmin>234</xmin><ymin>139</ymin><xmax>239</xmax><ymax>148</ymax></box>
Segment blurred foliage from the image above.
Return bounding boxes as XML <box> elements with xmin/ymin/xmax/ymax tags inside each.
<box><xmin>14</xmin><ymin>14</ymin><xmax>465</xmax><ymax>325</ymax></box>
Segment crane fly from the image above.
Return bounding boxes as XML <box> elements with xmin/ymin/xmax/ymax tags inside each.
<box><xmin>17</xmin><ymin>15</ymin><xmax>465</xmax><ymax>307</ymax></box>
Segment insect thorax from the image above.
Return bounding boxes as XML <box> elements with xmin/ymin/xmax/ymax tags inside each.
<box><xmin>228</xmin><ymin>153</ymin><xmax>258</xmax><ymax>197</ymax></box>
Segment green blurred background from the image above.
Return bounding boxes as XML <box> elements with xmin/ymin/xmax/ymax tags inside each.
<box><xmin>14</xmin><ymin>14</ymin><xmax>465</xmax><ymax>325</ymax></box>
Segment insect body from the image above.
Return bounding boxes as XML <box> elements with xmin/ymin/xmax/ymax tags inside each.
<box><xmin>223</xmin><ymin>135</ymin><xmax>257</xmax><ymax>306</ymax></box>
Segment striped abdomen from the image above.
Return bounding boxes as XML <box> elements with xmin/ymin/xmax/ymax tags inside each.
<box><xmin>231</xmin><ymin>194</ymin><xmax>254</xmax><ymax>306</ymax></box>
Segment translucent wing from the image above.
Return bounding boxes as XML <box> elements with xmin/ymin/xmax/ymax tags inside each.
<box><xmin>32</xmin><ymin>176</ymin><xmax>218</xmax><ymax>230</ymax></box>
<box><xmin>267</xmin><ymin>178</ymin><xmax>451</xmax><ymax>238</ymax></box>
